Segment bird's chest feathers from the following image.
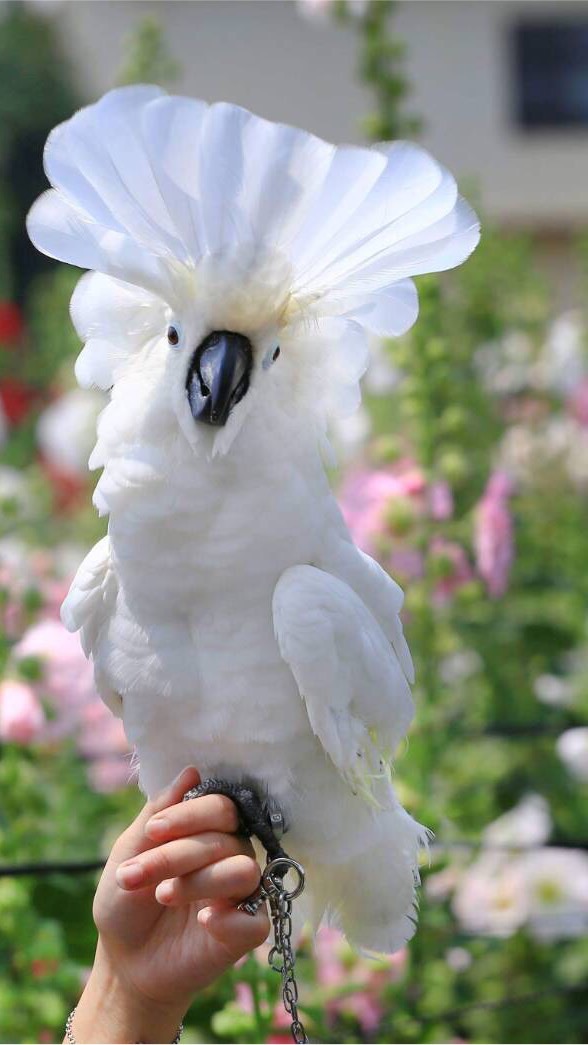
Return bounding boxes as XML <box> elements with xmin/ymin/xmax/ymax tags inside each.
<box><xmin>106</xmin><ymin>437</ymin><xmax>326</xmax><ymax>620</ymax></box>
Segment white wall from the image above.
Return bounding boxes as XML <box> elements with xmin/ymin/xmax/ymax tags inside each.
<box><xmin>55</xmin><ymin>0</ymin><xmax>588</xmax><ymax>228</ymax></box>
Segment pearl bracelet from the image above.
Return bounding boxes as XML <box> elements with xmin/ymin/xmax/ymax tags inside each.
<box><xmin>64</xmin><ymin>1006</ymin><xmax>183</xmax><ymax>1043</ymax></box>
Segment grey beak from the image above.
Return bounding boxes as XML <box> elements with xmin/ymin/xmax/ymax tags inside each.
<box><xmin>186</xmin><ymin>330</ymin><xmax>253</xmax><ymax>427</ymax></box>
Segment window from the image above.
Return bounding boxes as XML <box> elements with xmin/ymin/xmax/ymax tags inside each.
<box><xmin>513</xmin><ymin>21</ymin><xmax>588</xmax><ymax>129</ymax></box>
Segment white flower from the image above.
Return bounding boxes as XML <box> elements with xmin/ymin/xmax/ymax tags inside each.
<box><xmin>475</xmin><ymin>331</ymin><xmax>535</xmax><ymax>396</ymax></box>
<box><xmin>538</xmin><ymin>310</ymin><xmax>586</xmax><ymax>396</ymax></box>
<box><xmin>533</xmin><ymin>673</ymin><xmax>575</xmax><ymax>708</ymax></box>
<box><xmin>483</xmin><ymin>794</ymin><xmax>552</xmax><ymax>849</ymax></box>
<box><xmin>499</xmin><ymin>416</ymin><xmax>588</xmax><ymax>491</ymax></box>
<box><xmin>36</xmin><ymin>389</ymin><xmax>105</xmax><ymax>478</ymax></box>
<box><xmin>520</xmin><ymin>848</ymin><xmax>588</xmax><ymax>940</ymax></box>
<box><xmin>445</xmin><ymin>946</ymin><xmax>472</xmax><ymax>972</ymax></box>
<box><xmin>452</xmin><ymin>853</ymin><xmax>529</xmax><ymax>936</ymax></box>
<box><xmin>556</xmin><ymin>728</ymin><xmax>588</xmax><ymax>782</ymax></box>
<box><xmin>439</xmin><ymin>649</ymin><xmax>482</xmax><ymax>684</ymax></box>
<box><xmin>0</xmin><ymin>466</ymin><xmax>35</xmax><ymax>519</ymax></box>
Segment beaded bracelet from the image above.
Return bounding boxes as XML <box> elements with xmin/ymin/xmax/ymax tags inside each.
<box><xmin>64</xmin><ymin>1006</ymin><xmax>183</xmax><ymax>1043</ymax></box>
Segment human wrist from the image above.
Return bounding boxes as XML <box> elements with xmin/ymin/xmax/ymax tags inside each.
<box><xmin>67</xmin><ymin>941</ymin><xmax>187</xmax><ymax>1044</ymax></box>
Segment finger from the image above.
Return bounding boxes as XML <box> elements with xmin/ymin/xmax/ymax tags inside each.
<box><xmin>154</xmin><ymin>854</ymin><xmax>261</xmax><ymax>907</ymax></box>
<box><xmin>145</xmin><ymin>793</ymin><xmax>239</xmax><ymax>843</ymax></box>
<box><xmin>197</xmin><ymin>902</ymin><xmax>270</xmax><ymax>959</ymax></box>
<box><xmin>111</xmin><ymin>767</ymin><xmax>201</xmax><ymax>862</ymax></box>
<box><xmin>116</xmin><ymin>832</ymin><xmax>255</xmax><ymax>891</ymax></box>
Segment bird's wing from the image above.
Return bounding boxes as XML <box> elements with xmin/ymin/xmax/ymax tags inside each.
<box><xmin>60</xmin><ymin>535</ymin><xmax>121</xmax><ymax>715</ymax></box>
<box><xmin>322</xmin><ymin>537</ymin><xmax>414</xmax><ymax>684</ymax></box>
<box><xmin>273</xmin><ymin>565</ymin><xmax>414</xmax><ymax>800</ymax></box>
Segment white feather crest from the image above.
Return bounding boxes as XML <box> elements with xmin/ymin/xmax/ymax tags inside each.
<box><xmin>27</xmin><ymin>85</ymin><xmax>480</xmax><ymax>403</ymax></box>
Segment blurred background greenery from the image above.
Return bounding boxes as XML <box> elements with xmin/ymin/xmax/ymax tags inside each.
<box><xmin>0</xmin><ymin>2</ymin><xmax>587</xmax><ymax>1042</ymax></box>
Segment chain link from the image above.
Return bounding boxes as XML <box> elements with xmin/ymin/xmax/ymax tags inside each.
<box><xmin>262</xmin><ymin>857</ymin><xmax>309</xmax><ymax>1045</ymax></box>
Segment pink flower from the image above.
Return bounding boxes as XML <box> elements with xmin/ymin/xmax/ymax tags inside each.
<box><xmin>428</xmin><ymin>480</ymin><xmax>454</xmax><ymax>521</ymax></box>
<box><xmin>338</xmin><ymin>462</ymin><xmax>426</xmax><ymax>555</ymax></box>
<box><xmin>568</xmin><ymin>378</ymin><xmax>588</xmax><ymax>427</ymax></box>
<box><xmin>474</xmin><ymin>471</ymin><xmax>515</xmax><ymax>598</ymax></box>
<box><xmin>430</xmin><ymin>538</ymin><xmax>474</xmax><ymax>604</ymax></box>
<box><xmin>15</xmin><ymin>619</ymin><xmax>98</xmax><ymax>740</ymax></box>
<box><xmin>0</xmin><ymin>679</ymin><xmax>45</xmax><ymax>743</ymax></box>
<box><xmin>14</xmin><ymin>616</ymin><xmax>131</xmax><ymax>790</ymax></box>
<box><xmin>234</xmin><ymin>983</ymin><xmax>254</xmax><ymax>1013</ymax></box>
<box><xmin>314</xmin><ymin>927</ymin><xmax>402</xmax><ymax>1035</ymax></box>
<box><xmin>87</xmin><ymin>757</ymin><xmax>133</xmax><ymax>794</ymax></box>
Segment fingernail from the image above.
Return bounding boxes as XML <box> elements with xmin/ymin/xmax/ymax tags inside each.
<box><xmin>175</xmin><ymin>765</ymin><xmax>197</xmax><ymax>788</ymax></box>
<box><xmin>197</xmin><ymin>906</ymin><xmax>212</xmax><ymax>927</ymax></box>
<box><xmin>116</xmin><ymin>862</ymin><xmax>144</xmax><ymax>888</ymax></box>
<box><xmin>145</xmin><ymin>815</ymin><xmax>169</xmax><ymax>838</ymax></box>
<box><xmin>155</xmin><ymin>881</ymin><xmax>174</xmax><ymax>905</ymax></box>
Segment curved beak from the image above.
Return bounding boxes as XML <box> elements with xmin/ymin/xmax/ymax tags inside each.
<box><xmin>186</xmin><ymin>331</ymin><xmax>253</xmax><ymax>427</ymax></box>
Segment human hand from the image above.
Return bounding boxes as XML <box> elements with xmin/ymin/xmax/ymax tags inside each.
<box><xmin>69</xmin><ymin>766</ymin><xmax>269</xmax><ymax>1043</ymax></box>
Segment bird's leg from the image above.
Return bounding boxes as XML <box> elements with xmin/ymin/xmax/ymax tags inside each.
<box><xmin>183</xmin><ymin>779</ymin><xmax>308</xmax><ymax>1042</ymax></box>
<box><xmin>183</xmin><ymin>777</ymin><xmax>290</xmax><ymax>912</ymax></box>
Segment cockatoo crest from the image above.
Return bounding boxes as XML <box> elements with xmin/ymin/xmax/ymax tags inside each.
<box><xmin>27</xmin><ymin>85</ymin><xmax>479</xmax><ymax>455</ymax></box>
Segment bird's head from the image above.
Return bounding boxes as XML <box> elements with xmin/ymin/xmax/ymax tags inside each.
<box><xmin>27</xmin><ymin>86</ymin><xmax>480</xmax><ymax>464</ymax></box>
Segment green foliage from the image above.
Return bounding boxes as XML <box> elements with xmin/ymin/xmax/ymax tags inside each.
<box><xmin>117</xmin><ymin>17</ymin><xmax>181</xmax><ymax>88</ymax></box>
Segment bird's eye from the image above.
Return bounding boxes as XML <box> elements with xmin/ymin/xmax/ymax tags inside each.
<box><xmin>262</xmin><ymin>344</ymin><xmax>281</xmax><ymax>370</ymax></box>
<box><xmin>167</xmin><ymin>324</ymin><xmax>180</xmax><ymax>347</ymax></box>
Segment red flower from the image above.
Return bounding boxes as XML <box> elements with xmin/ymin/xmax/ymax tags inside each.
<box><xmin>0</xmin><ymin>378</ymin><xmax>37</xmax><ymax>424</ymax></box>
<box><xmin>0</xmin><ymin>302</ymin><xmax>24</xmax><ymax>345</ymax></box>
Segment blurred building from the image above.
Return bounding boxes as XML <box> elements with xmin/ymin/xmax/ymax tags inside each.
<box><xmin>47</xmin><ymin>0</ymin><xmax>588</xmax><ymax>300</ymax></box>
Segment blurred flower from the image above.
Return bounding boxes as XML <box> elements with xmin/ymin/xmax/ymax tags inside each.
<box><xmin>453</xmin><ymin>853</ymin><xmax>528</xmax><ymax>936</ymax></box>
<box><xmin>14</xmin><ymin>617</ymin><xmax>130</xmax><ymax>787</ymax></box>
<box><xmin>0</xmin><ymin>378</ymin><xmax>38</xmax><ymax>425</ymax></box>
<box><xmin>0</xmin><ymin>678</ymin><xmax>45</xmax><ymax>743</ymax></box>
<box><xmin>314</xmin><ymin>926</ymin><xmax>404</xmax><ymax>1034</ymax></box>
<box><xmin>533</xmin><ymin>673</ymin><xmax>575</xmax><ymax>707</ymax></box>
<box><xmin>439</xmin><ymin>649</ymin><xmax>482</xmax><ymax>684</ymax></box>
<box><xmin>430</xmin><ymin>537</ymin><xmax>474</xmax><ymax>605</ymax></box>
<box><xmin>445</xmin><ymin>946</ymin><xmax>472</xmax><ymax>972</ymax></box>
<box><xmin>568</xmin><ymin>378</ymin><xmax>588</xmax><ymax>427</ymax></box>
<box><xmin>537</xmin><ymin>310</ymin><xmax>585</xmax><ymax>397</ymax></box>
<box><xmin>0</xmin><ymin>301</ymin><xmax>24</xmax><ymax>344</ymax></box>
<box><xmin>87</xmin><ymin>758</ymin><xmax>132</xmax><ymax>794</ymax></box>
<box><xmin>425</xmin><ymin>864</ymin><xmax>463</xmax><ymax>902</ymax></box>
<box><xmin>499</xmin><ymin>416</ymin><xmax>588</xmax><ymax>489</ymax></box>
<box><xmin>556</xmin><ymin>728</ymin><xmax>588</xmax><ymax>782</ymax></box>
<box><xmin>428</xmin><ymin>480</ymin><xmax>454</xmax><ymax>521</ymax></box>
<box><xmin>475</xmin><ymin>331</ymin><xmax>536</xmax><ymax>397</ymax></box>
<box><xmin>15</xmin><ymin>618</ymin><xmax>97</xmax><ymax>739</ymax></box>
<box><xmin>474</xmin><ymin>470</ymin><xmax>514</xmax><ymax>598</ymax></box>
<box><xmin>338</xmin><ymin>461</ymin><xmax>426</xmax><ymax>556</ymax></box>
<box><xmin>36</xmin><ymin>388</ymin><xmax>104</xmax><ymax>479</ymax></box>
<box><xmin>483</xmin><ymin>794</ymin><xmax>551</xmax><ymax>849</ymax></box>
<box><xmin>521</xmin><ymin>848</ymin><xmax>588</xmax><ymax>940</ymax></box>
<box><xmin>0</xmin><ymin>465</ymin><xmax>35</xmax><ymax>519</ymax></box>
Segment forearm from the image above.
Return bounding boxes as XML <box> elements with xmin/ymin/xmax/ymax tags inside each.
<box><xmin>65</xmin><ymin>941</ymin><xmax>187</xmax><ymax>1044</ymax></box>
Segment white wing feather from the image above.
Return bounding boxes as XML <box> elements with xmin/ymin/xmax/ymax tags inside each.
<box><xmin>273</xmin><ymin>565</ymin><xmax>414</xmax><ymax>790</ymax></box>
<box><xmin>61</xmin><ymin>536</ymin><xmax>120</xmax><ymax>715</ymax></box>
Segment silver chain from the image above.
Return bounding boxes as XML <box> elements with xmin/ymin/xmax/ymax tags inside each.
<box><xmin>261</xmin><ymin>856</ymin><xmax>308</xmax><ymax>1045</ymax></box>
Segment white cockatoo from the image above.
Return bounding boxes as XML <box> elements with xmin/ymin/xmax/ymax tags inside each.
<box><xmin>28</xmin><ymin>86</ymin><xmax>479</xmax><ymax>954</ymax></box>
